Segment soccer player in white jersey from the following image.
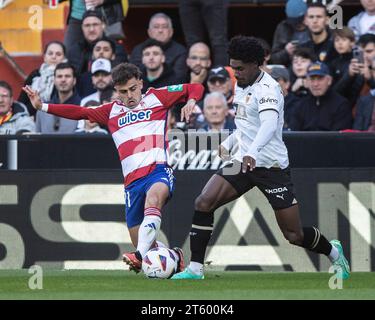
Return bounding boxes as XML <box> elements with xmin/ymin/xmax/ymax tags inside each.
<box><xmin>23</xmin><ymin>63</ymin><xmax>204</xmax><ymax>274</ymax></box>
<box><xmin>172</xmin><ymin>36</ymin><xmax>350</xmax><ymax>280</ymax></box>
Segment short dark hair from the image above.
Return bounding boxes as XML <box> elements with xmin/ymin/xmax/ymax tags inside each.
<box><xmin>0</xmin><ymin>80</ymin><xmax>12</xmax><ymax>97</ymax></box>
<box><xmin>111</xmin><ymin>63</ymin><xmax>142</xmax><ymax>86</ymax></box>
<box><xmin>293</xmin><ymin>47</ymin><xmax>316</xmax><ymax>61</ymax></box>
<box><xmin>43</xmin><ymin>40</ymin><xmax>66</xmax><ymax>56</ymax></box>
<box><xmin>358</xmin><ymin>33</ymin><xmax>375</xmax><ymax>47</ymax></box>
<box><xmin>82</xmin><ymin>9</ymin><xmax>105</xmax><ymax>23</ymax></box>
<box><xmin>306</xmin><ymin>2</ymin><xmax>328</xmax><ymax>16</ymax></box>
<box><xmin>256</xmin><ymin>37</ymin><xmax>271</xmax><ymax>57</ymax></box>
<box><xmin>54</xmin><ymin>62</ymin><xmax>76</xmax><ymax>77</ymax></box>
<box><xmin>100</xmin><ymin>86</ymin><xmax>115</xmax><ymax>103</ymax></box>
<box><xmin>228</xmin><ymin>35</ymin><xmax>265</xmax><ymax>66</ymax></box>
<box><xmin>332</xmin><ymin>27</ymin><xmax>356</xmax><ymax>43</ymax></box>
<box><xmin>92</xmin><ymin>37</ymin><xmax>116</xmax><ymax>54</ymax></box>
<box><xmin>142</xmin><ymin>38</ymin><xmax>164</xmax><ymax>54</ymax></box>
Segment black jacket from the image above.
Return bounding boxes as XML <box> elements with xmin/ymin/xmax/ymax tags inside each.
<box><xmin>141</xmin><ymin>64</ymin><xmax>184</xmax><ymax>93</ymax></box>
<box><xmin>299</xmin><ymin>29</ymin><xmax>338</xmax><ymax>64</ymax></box>
<box><xmin>330</xmin><ymin>52</ymin><xmax>364</xmax><ymax>107</ymax></box>
<box><xmin>130</xmin><ymin>40</ymin><xmax>187</xmax><ymax>80</ymax></box>
<box><xmin>353</xmin><ymin>94</ymin><xmax>375</xmax><ymax>130</ymax></box>
<box><xmin>283</xmin><ymin>92</ymin><xmax>301</xmax><ymax>130</ymax></box>
<box><xmin>271</xmin><ymin>19</ymin><xmax>310</xmax><ymax>66</ymax></box>
<box><xmin>60</xmin><ymin>0</ymin><xmax>124</xmax><ymax>25</ymax></box>
<box><xmin>289</xmin><ymin>89</ymin><xmax>352</xmax><ymax>131</ymax></box>
<box><xmin>330</xmin><ymin>52</ymin><xmax>352</xmax><ymax>83</ymax></box>
<box><xmin>67</xmin><ymin>39</ymin><xmax>128</xmax><ymax>75</ymax></box>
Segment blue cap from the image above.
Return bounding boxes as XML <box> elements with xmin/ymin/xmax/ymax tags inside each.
<box><xmin>285</xmin><ymin>0</ymin><xmax>307</xmax><ymax>18</ymax></box>
<box><xmin>307</xmin><ymin>61</ymin><xmax>331</xmax><ymax>77</ymax></box>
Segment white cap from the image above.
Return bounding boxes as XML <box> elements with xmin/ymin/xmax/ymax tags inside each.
<box><xmin>91</xmin><ymin>58</ymin><xmax>111</xmax><ymax>74</ymax></box>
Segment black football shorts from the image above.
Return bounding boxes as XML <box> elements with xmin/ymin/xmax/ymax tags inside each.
<box><xmin>216</xmin><ymin>161</ymin><xmax>298</xmax><ymax>210</ymax></box>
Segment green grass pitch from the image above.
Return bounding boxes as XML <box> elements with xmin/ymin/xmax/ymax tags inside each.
<box><xmin>0</xmin><ymin>270</ymin><xmax>374</xmax><ymax>300</ymax></box>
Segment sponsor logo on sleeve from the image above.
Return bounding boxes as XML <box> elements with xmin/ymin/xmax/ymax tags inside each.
<box><xmin>167</xmin><ymin>85</ymin><xmax>183</xmax><ymax>92</ymax></box>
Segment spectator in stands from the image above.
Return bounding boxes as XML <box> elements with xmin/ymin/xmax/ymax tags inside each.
<box><xmin>61</xmin><ymin>0</ymin><xmax>126</xmax><ymax>52</ymax></box>
<box><xmin>141</xmin><ymin>39</ymin><xmax>182</xmax><ymax>93</ymax></box>
<box><xmin>330</xmin><ymin>28</ymin><xmax>356</xmax><ymax>83</ymax></box>
<box><xmin>0</xmin><ymin>81</ymin><xmax>35</xmax><ymax>135</ymax></box>
<box><xmin>36</xmin><ymin>63</ymin><xmax>80</xmax><ymax>134</ymax></box>
<box><xmin>80</xmin><ymin>58</ymin><xmax>113</xmax><ymax>106</ymax></box>
<box><xmin>257</xmin><ymin>38</ymin><xmax>272</xmax><ymax>73</ymax></box>
<box><xmin>92</xmin><ymin>37</ymin><xmax>117</xmax><ymax>61</ymax></box>
<box><xmin>358</xmin><ymin>33</ymin><xmax>375</xmax><ymax>92</ymax></box>
<box><xmin>330</xmin><ymin>27</ymin><xmax>360</xmax><ymax>107</ymax></box>
<box><xmin>348</xmin><ymin>0</ymin><xmax>375</xmax><ymax>41</ymax></box>
<box><xmin>270</xmin><ymin>65</ymin><xmax>291</xmax><ymax>97</ymax></box>
<box><xmin>270</xmin><ymin>65</ymin><xmax>299</xmax><ymax>131</ymax></box>
<box><xmin>206</xmin><ymin>66</ymin><xmax>234</xmax><ymax>107</ymax></box>
<box><xmin>199</xmin><ymin>92</ymin><xmax>235</xmax><ymax>132</ymax></box>
<box><xmin>130</xmin><ymin>13</ymin><xmax>187</xmax><ymax>80</ymax></box>
<box><xmin>18</xmin><ymin>41</ymin><xmax>66</xmax><ymax>117</ymax></box>
<box><xmin>300</xmin><ymin>3</ymin><xmax>337</xmax><ymax>64</ymax></box>
<box><xmin>352</xmin><ymin>93</ymin><xmax>375</xmax><ymax>130</ymax></box>
<box><xmin>77</xmin><ymin>37</ymin><xmax>117</xmax><ymax>97</ymax></box>
<box><xmin>186</xmin><ymin>42</ymin><xmax>212</xmax><ymax>85</ymax></box>
<box><xmin>289</xmin><ymin>62</ymin><xmax>352</xmax><ymax>131</ymax></box>
<box><xmin>75</xmin><ymin>100</ymin><xmax>108</xmax><ymax>135</ymax></box>
<box><xmin>290</xmin><ymin>47</ymin><xmax>315</xmax><ymax>97</ymax></box>
<box><xmin>100</xmin><ymin>86</ymin><xmax>115</xmax><ymax>104</ymax></box>
<box><xmin>67</xmin><ymin>10</ymin><xmax>127</xmax><ymax>76</ymax></box>
<box><xmin>335</xmin><ymin>34</ymin><xmax>375</xmax><ymax>105</ymax></box>
<box><xmin>194</xmin><ymin>65</ymin><xmax>234</xmax><ymax>128</ymax></box>
<box><xmin>271</xmin><ymin>0</ymin><xmax>309</xmax><ymax>66</ymax></box>
<box><xmin>178</xmin><ymin>0</ymin><xmax>228</xmax><ymax>66</ymax></box>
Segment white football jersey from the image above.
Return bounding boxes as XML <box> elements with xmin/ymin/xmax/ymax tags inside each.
<box><xmin>229</xmin><ymin>71</ymin><xmax>289</xmax><ymax>168</ymax></box>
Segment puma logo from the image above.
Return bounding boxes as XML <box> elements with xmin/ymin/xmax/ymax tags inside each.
<box><xmin>276</xmin><ymin>194</ymin><xmax>285</xmax><ymax>200</ymax></box>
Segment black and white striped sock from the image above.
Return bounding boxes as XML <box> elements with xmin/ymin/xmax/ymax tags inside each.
<box><xmin>302</xmin><ymin>226</ymin><xmax>332</xmax><ymax>255</ymax></box>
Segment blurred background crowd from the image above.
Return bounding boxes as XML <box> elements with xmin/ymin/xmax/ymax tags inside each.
<box><xmin>0</xmin><ymin>0</ymin><xmax>374</xmax><ymax>135</ymax></box>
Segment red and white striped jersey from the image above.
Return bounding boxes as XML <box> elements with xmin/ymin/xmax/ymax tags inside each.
<box><xmin>43</xmin><ymin>83</ymin><xmax>204</xmax><ymax>186</ymax></box>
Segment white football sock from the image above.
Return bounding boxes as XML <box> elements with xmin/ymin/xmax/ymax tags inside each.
<box><xmin>170</xmin><ymin>249</ymin><xmax>179</xmax><ymax>262</ymax></box>
<box><xmin>188</xmin><ymin>261</ymin><xmax>204</xmax><ymax>275</ymax></box>
<box><xmin>137</xmin><ymin>208</ymin><xmax>161</xmax><ymax>258</ymax></box>
<box><xmin>329</xmin><ymin>245</ymin><xmax>339</xmax><ymax>262</ymax></box>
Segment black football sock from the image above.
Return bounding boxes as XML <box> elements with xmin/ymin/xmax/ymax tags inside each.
<box><xmin>302</xmin><ymin>227</ymin><xmax>332</xmax><ymax>255</ymax></box>
<box><xmin>190</xmin><ymin>211</ymin><xmax>214</xmax><ymax>264</ymax></box>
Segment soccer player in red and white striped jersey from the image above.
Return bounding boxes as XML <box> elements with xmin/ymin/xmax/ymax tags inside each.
<box><xmin>23</xmin><ymin>63</ymin><xmax>204</xmax><ymax>273</ymax></box>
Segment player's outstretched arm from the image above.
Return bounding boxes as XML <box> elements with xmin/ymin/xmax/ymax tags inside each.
<box><xmin>23</xmin><ymin>85</ymin><xmax>110</xmax><ymax>124</ymax></box>
<box><xmin>22</xmin><ymin>86</ymin><xmax>43</xmax><ymax>110</ymax></box>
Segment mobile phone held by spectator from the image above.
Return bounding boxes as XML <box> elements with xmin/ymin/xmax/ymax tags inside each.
<box><xmin>353</xmin><ymin>46</ymin><xmax>364</xmax><ymax>64</ymax></box>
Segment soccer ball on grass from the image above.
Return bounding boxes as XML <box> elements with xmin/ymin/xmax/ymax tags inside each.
<box><xmin>142</xmin><ymin>247</ymin><xmax>177</xmax><ymax>279</ymax></box>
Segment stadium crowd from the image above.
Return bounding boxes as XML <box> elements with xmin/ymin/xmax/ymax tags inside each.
<box><xmin>1</xmin><ymin>0</ymin><xmax>375</xmax><ymax>135</ymax></box>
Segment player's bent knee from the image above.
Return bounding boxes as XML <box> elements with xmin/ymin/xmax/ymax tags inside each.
<box><xmin>194</xmin><ymin>194</ymin><xmax>216</xmax><ymax>212</ymax></box>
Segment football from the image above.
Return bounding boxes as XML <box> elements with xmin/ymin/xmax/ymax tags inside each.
<box><xmin>142</xmin><ymin>247</ymin><xmax>178</xmax><ymax>279</ymax></box>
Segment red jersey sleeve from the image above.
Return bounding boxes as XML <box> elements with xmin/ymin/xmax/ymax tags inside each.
<box><xmin>46</xmin><ymin>102</ymin><xmax>112</xmax><ymax>126</ymax></box>
<box><xmin>146</xmin><ymin>83</ymin><xmax>204</xmax><ymax>108</ymax></box>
